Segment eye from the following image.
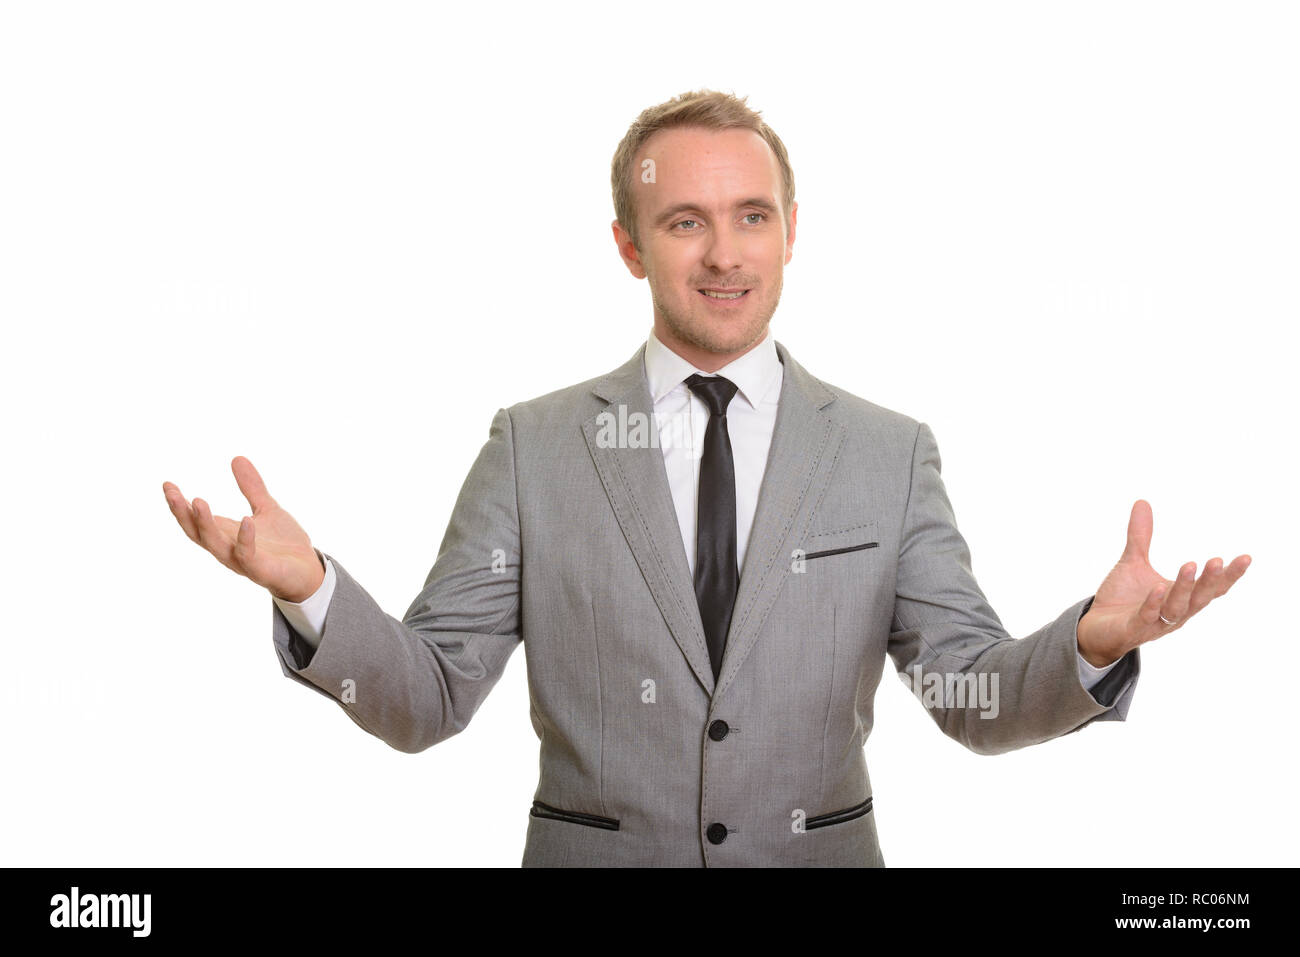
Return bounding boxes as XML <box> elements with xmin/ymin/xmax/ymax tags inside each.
<box><xmin>673</xmin><ymin>219</ymin><xmax>699</xmax><ymax>231</ymax></box>
<box><xmin>744</xmin><ymin>213</ymin><xmax>766</xmax><ymax>224</ymax></box>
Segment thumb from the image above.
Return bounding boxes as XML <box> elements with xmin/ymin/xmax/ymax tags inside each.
<box><xmin>232</xmin><ymin>456</ymin><xmax>277</xmax><ymax>514</ymax></box>
<box><xmin>1122</xmin><ymin>499</ymin><xmax>1153</xmax><ymax>563</ymax></box>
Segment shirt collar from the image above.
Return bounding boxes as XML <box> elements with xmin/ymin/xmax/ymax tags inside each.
<box><xmin>644</xmin><ymin>325</ymin><xmax>781</xmax><ymax>410</ymax></box>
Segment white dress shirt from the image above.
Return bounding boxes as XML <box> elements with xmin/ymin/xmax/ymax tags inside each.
<box><xmin>275</xmin><ymin>327</ymin><xmax>1119</xmax><ymax>690</ymax></box>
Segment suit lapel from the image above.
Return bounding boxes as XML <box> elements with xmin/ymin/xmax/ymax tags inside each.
<box><xmin>583</xmin><ymin>343</ymin><xmax>715</xmax><ymax>693</ymax></box>
<box><xmin>713</xmin><ymin>341</ymin><xmax>844</xmax><ymax>700</ymax></box>
<box><xmin>582</xmin><ymin>338</ymin><xmax>843</xmax><ymax>700</ymax></box>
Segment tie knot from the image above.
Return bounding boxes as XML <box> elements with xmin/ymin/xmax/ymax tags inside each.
<box><xmin>684</xmin><ymin>373</ymin><xmax>739</xmax><ymax>417</ymax></box>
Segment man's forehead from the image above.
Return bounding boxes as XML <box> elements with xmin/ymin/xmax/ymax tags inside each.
<box><xmin>634</xmin><ymin>126</ymin><xmax>780</xmax><ymax>208</ymax></box>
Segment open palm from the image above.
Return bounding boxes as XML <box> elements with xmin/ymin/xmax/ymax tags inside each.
<box><xmin>163</xmin><ymin>456</ymin><xmax>324</xmax><ymax>602</ymax></box>
<box><xmin>1077</xmin><ymin>500</ymin><xmax>1251</xmax><ymax>667</ymax></box>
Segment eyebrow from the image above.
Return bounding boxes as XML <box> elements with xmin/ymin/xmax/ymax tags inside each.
<box><xmin>652</xmin><ymin>198</ymin><xmax>779</xmax><ymax>229</ymax></box>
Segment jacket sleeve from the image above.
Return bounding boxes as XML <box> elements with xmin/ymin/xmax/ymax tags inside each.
<box><xmin>269</xmin><ymin>407</ymin><xmax>523</xmax><ymax>753</ymax></box>
<box><xmin>887</xmin><ymin>421</ymin><xmax>1139</xmax><ymax>756</ymax></box>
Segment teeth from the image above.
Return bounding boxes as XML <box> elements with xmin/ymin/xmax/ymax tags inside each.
<box><xmin>702</xmin><ymin>290</ymin><xmax>746</xmax><ymax>299</ymax></box>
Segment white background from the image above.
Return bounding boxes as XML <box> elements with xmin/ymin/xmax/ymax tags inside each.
<box><xmin>2</xmin><ymin>0</ymin><xmax>1294</xmax><ymax>867</ymax></box>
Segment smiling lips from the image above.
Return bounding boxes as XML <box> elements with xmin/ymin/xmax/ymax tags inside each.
<box><xmin>699</xmin><ymin>288</ymin><xmax>749</xmax><ymax>301</ymax></box>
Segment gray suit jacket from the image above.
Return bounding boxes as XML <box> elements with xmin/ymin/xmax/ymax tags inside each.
<box><xmin>270</xmin><ymin>339</ymin><xmax>1139</xmax><ymax>866</ymax></box>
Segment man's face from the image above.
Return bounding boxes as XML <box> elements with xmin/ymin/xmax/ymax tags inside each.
<box><xmin>613</xmin><ymin>126</ymin><xmax>797</xmax><ymax>370</ymax></box>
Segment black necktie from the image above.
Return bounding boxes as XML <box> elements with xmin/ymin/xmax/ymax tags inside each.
<box><xmin>685</xmin><ymin>373</ymin><xmax>740</xmax><ymax>683</ymax></box>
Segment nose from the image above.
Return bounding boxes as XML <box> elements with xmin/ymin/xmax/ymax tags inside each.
<box><xmin>701</xmin><ymin>222</ymin><xmax>743</xmax><ymax>272</ymax></box>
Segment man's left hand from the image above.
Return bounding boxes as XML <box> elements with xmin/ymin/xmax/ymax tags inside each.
<box><xmin>1076</xmin><ymin>499</ymin><xmax>1251</xmax><ymax>668</ymax></box>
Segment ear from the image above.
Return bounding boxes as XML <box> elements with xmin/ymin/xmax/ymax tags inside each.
<box><xmin>612</xmin><ymin>219</ymin><xmax>647</xmax><ymax>279</ymax></box>
<box><xmin>784</xmin><ymin>200</ymin><xmax>798</xmax><ymax>266</ymax></box>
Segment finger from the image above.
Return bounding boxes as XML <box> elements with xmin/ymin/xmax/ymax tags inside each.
<box><xmin>232</xmin><ymin>515</ymin><xmax>256</xmax><ymax>571</ymax></box>
<box><xmin>163</xmin><ymin>482</ymin><xmax>199</xmax><ymax>543</ymax></box>
<box><xmin>232</xmin><ymin>456</ymin><xmax>278</xmax><ymax>515</ymax></box>
<box><xmin>1186</xmin><ymin>557</ymin><xmax>1226</xmax><ymax>616</ymax></box>
<box><xmin>1122</xmin><ymin>499</ymin><xmax>1153</xmax><ymax>563</ymax></box>
<box><xmin>1222</xmin><ymin>554</ymin><xmax>1252</xmax><ymax>587</ymax></box>
<box><xmin>191</xmin><ymin>497</ymin><xmax>238</xmax><ymax>569</ymax></box>
<box><xmin>1139</xmin><ymin>580</ymin><xmax>1171</xmax><ymax>629</ymax></box>
<box><xmin>1188</xmin><ymin>554</ymin><xmax>1252</xmax><ymax>615</ymax></box>
<box><xmin>1158</xmin><ymin>561</ymin><xmax>1198</xmax><ymax>626</ymax></box>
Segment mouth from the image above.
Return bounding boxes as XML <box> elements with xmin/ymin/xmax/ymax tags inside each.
<box><xmin>697</xmin><ymin>288</ymin><xmax>751</xmax><ymax>305</ymax></box>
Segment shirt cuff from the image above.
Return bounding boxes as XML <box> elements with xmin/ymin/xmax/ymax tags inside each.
<box><xmin>270</xmin><ymin>550</ymin><xmax>336</xmax><ymax>650</ymax></box>
<box><xmin>1077</xmin><ymin>648</ymin><xmax>1120</xmax><ymax>690</ymax></box>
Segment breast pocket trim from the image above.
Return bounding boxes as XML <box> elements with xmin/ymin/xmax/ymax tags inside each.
<box><xmin>801</xmin><ymin>519</ymin><xmax>880</xmax><ymax>561</ymax></box>
<box><xmin>803</xmin><ymin>541</ymin><xmax>879</xmax><ymax>561</ymax></box>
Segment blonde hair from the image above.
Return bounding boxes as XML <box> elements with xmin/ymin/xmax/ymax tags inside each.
<box><xmin>611</xmin><ymin>89</ymin><xmax>795</xmax><ymax>251</ymax></box>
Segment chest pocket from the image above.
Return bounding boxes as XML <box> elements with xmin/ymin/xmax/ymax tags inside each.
<box><xmin>798</xmin><ymin>519</ymin><xmax>879</xmax><ymax>562</ymax></box>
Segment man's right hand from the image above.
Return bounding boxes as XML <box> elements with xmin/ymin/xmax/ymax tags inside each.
<box><xmin>163</xmin><ymin>456</ymin><xmax>325</xmax><ymax>603</ymax></box>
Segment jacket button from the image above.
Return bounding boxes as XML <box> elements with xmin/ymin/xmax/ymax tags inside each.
<box><xmin>706</xmin><ymin>822</ymin><xmax>728</xmax><ymax>845</ymax></box>
<box><xmin>707</xmin><ymin>719</ymin><xmax>730</xmax><ymax>741</ymax></box>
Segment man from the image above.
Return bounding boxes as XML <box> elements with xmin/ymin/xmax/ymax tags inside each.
<box><xmin>162</xmin><ymin>90</ymin><xmax>1250</xmax><ymax>866</ymax></box>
